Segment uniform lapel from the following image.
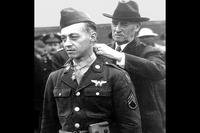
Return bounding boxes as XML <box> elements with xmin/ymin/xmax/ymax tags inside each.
<box><xmin>76</xmin><ymin>57</ymin><xmax>104</xmax><ymax>92</ymax></box>
<box><xmin>61</xmin><ymin>60</ymin><xmax>78</xmax><ymax>89</ymax></box>
<box><xmin>61</xmin><ymin>68</ymin><xmax>78</xmax><ymax>89</ymax></box>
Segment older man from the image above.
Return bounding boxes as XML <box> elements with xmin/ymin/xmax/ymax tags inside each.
<box><xmin>94</xmin><ymin>1</ymin><xmax>166</xmax><ymax>133</ymax></box>
<box><xmin>40</xmin><ymin>7</ymin><xmax>142</xmax><ymax>133</ymax></box>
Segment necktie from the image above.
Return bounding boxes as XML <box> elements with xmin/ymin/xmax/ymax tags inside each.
<box><xmin>116</xmin><ymin>45</ymin><xmax>122</xmax><ymax>52</ymax></box>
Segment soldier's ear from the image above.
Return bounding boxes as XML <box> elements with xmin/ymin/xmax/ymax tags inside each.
<box><xmin>90</xmin><ymin>32</ymin><xmax>97</xmax><ymax>42</ymax></box>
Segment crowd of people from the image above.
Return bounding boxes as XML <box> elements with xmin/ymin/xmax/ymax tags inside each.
<box><xmin>34</xmin><ymin>1</ymin><xmax>166</xmax><ymax>133</ymax></box>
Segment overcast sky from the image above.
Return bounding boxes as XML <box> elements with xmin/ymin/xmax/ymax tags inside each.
<box><xmin>34</xmin><ymin>0</ymin><xmax>165</xmax><ymax>27</ymax></box>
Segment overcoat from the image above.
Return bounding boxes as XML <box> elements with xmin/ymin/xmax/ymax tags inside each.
<box><xmin>108</xmin><ymin>38</ymin><xmax>166</xmax><ymax>133</ymax></box>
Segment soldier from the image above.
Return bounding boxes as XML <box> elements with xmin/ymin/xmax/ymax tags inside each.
<box><xmin>34</xmin><ymin>33</ymin><xmax>62</xmax><ymax>133</ymax></box>
<box><xmin>40</xmin><ymin>7</ymin><xmax>142</xmax><ymax>133</ymax></box>
<box><xmin>41</xmin><ymin>33</ymin><xmax>69</xmax><ymax>71</ymax></box>
<box><xmin>51</xmin><ymin>47</ymin><xmax>69</xmax><ymax>71</ymax></box>
<box><xmin>42</xmin><ymin>33</ymin><xmax>62</xmax><ymax>55</ymax></box>
<box><xmin>94</xmin><ymin>1</ymin><xmax>166</xmax><ymax>133</ymax></box>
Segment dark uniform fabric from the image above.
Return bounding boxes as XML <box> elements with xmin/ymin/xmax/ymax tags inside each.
<box><xmin>34</xmin><ymin>54</ymin><xmax>55</xmax><ymax>108</ymax></box>
<box><xmin>34</xmin><ymin>55</ymin><xmax>54</xmax><ymax>132</ymax></box>
<box><xmin>108</xmin><ymin>38</ymin><xmax>166</xmax><ymax>133</ymax></box>
<box><xmin>34</xmin><ymin>33</ymin><xmax>65</xmax><ymax>133</ymax></box>
<box><xmin>34</xmin><ymin>49</ymin><xmax>68</xmax><ymax>113</ymax></box>
<box><xmin>51</xmin><ymin>49</ymin><xmax>69</xmax><ymax>70</ymax></box>
<box><xmin>40</xmin><ymin>56</ymin><xmax>142</xmax><ymax>133</ymax></box>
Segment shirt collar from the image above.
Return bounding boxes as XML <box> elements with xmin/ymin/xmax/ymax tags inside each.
<box><xmin>115</xmin><ymin>42</ymin><xmax>129</xmax><ymax>51</ymax></box>
<box><xmin>72</xmin><ymin>53</ymin><xmax>97</xmax><ymax>70</ymax></box>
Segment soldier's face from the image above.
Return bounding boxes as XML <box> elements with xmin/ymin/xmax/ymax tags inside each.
<box><xmin>111</xmin><ymin>20</ymin><xmax>140</xmax><ymax>44</ymax></box>
<box><xmin>60</xmin><ymin>23</ymin><xmax>94</xmax><ymax>60</ymax></box>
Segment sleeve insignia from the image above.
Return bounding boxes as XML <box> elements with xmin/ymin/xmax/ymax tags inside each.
<box><xmin>124</xmin><ymin>73</ymin><xmax>132</xmax><ymax>84</ymax></box>
<box><xmin>127</xmin><ymin>92</ymin><xmax>137</xmax><ymax>110</ymax></box>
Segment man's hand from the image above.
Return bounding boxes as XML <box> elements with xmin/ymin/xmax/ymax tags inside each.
<box><xmin>94</xmin><ymin>43</ymin><xmax>123</xmax><ymax>62</ymax></box>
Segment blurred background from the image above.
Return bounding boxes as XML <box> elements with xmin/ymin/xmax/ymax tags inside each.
<box><xmin>34</xmin><ymin>0</ymin><xmax>165</xmax><ymax>133</ymax></box>
<box><xmin>35</xmin><ymin>0</ymin><xmax>165</xmax><ymax>44</ymax></box>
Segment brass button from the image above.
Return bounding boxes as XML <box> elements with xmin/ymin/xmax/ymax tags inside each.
<box><xmin>74</xmin><ymin>123</ymin><xmax>80</xmax><ymax>128</ymax></box>
<box><xmin>76</xmin><ymin>92</ymin><xmax>80</xmax><ymax>96</ymax></box>
<box><xmin>74</xmin><ymin>107</ymin><xmax>80</xmax><ymax>112</ymax></box>
<box><xmin>95</xmin><ymin>65</ymin><xmax>100</xmax><ymax>69</ymax></box>
<box><xmin>96</xmin><ymin>92</ymin><xmax>100</xmax><ymax>96</ymax></box>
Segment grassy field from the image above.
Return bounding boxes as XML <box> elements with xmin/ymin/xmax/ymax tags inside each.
<box><xmin>35</xmin><ymin>21</ymin><xmax>165</xmax><ymax>44</ymax></box>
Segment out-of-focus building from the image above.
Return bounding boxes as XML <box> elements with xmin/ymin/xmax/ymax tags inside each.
<box><xmin>35</xmin><ymin>21</ymin><xmax>165</xmax><ymax>44</ymax></box>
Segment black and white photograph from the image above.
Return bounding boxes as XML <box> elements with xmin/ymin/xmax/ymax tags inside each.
<box><xmin>34</xmin><ymin>0</ymin><xmax>166</xmax><ymax>133</ymax></box>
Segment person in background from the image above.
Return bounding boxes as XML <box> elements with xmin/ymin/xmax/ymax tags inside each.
<box><xmin>94</xmin><ymin>0</ymin><xmax>166</xmax><ymax>133</ymax></box>
<box><xmin>137</xmin><ymin>28</ymin><xmax>166</xmax><ymax>52</ymax></box>
<box><xmin>51</xmin><ymin>44</ymin><xmax>69</xmax><ymax>70</ymax></box>
<box><xmin>34</xmin><ymin>37</ymin><xmax>45</xmax><ymax>133</ymax></box>
<box><xmin>137</xmin><ymin>28</ymin><xmax>158</xmax><ymax>47</ymax></box>
<box><xmin>34</xmin><ymin>33</ymin><xmax>62</xmax><ymax>133</ymax></box>
<box><xmin>40</xmin><ymin>7</ymin><xmax>142</xmax><ymax>133</ymax></box>
<box><xmin>42</xmin><ymin>33</ymin><xmax>62</xmax><ymax>54</ymax></box>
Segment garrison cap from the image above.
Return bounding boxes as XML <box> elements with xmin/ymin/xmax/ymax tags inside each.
<box><xmin>60</xmin><ymin>7</ymin><xmax>96</xmax><ymax>29</ymax></box>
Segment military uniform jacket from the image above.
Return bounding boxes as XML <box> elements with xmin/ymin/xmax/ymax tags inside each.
<box><xmin>108</xmin><ymin>38</ymin><xmax>166</xmax><ymax>133</ymax></box>
<box><xmin>40</xmin><ymin>56</ymin><xmax>142</xmax><ymax>133</ymax></box>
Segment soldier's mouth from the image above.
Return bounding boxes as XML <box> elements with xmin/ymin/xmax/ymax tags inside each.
<box><xmin>114</xmin><ymin>34</ymin><xmax>123</xmax><ymax>37</ymax></box>
<box><xmin>66</xmin><ymin>50</ymin><xmax>75</xmax><ymax>52</ymax></box>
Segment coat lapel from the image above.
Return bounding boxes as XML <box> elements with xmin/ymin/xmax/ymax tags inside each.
<box><xmin>122</xmin><ymin>39</ymin><xmax>138</xmax><ymax>55</ymax></box>
<box><xmin>109</xmin><ymin>39</ymin><xmax>140</xmax><ymax>56</ymax></box>
<box><xmin>76</xmin><ymin>57</ymin><xmax>104</xmax><ymax>92</ymax></box>
<box><xmin>61</xmin><ymin>63</ymin><xmax>78</xmax><ymax>89</ymax></box>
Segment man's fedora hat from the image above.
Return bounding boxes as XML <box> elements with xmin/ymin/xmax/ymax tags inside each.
<box><xmin>103</xmin><ymin>0</ymin><xmax>149</xmax><ymax>22</ymax></box>
<box><xmin>60</xmin><ymin>7</ymin><xmax>96</xmax><ymax>29</ymax></box>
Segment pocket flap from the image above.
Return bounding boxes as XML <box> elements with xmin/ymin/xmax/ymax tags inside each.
<box><xmin>84</xmin><ymin>87</ymin><xmax>111</xmax><ymax>97</ymax></box>
<box><xmin>53</xmin><ymin>87</ymin><xmax>71</xmax><ymax>97</ymax></box>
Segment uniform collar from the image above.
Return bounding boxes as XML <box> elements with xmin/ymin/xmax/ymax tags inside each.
<box><xmin>61</xmin><ymin>55</ymin><xmax>104</xmax><ymax>91</ymax></box>
<box><xmin>72</xmin><ymin>53</ymin><xmax>96</xmax><ymax>70</ymax></box>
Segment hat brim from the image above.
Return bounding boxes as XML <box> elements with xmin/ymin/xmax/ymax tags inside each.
<box><xmin>103</xmin><ymin>13</ymin><xmax>149</xmax><ymax>22</ymax></box>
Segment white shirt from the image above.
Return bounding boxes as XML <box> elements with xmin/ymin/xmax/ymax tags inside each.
<box><xmin>115</xmin><ymin>42</ymin><xmax>128</xmax><ymax>68</ymax></box>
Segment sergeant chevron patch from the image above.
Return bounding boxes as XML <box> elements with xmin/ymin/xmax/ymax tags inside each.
<box><xmin>127</xmin><ymin>92</ymin><xmax>137</xmax><ymax>110</ymax></box>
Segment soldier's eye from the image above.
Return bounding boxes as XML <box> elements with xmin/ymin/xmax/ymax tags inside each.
<box><xmin>61</xmin><ymin>35</ymin><xmax>67</xmax><ymax>42</ymax></box>
<box><xmin>69</xmin><ymin>34</ymin><xmax>79</xmax><ymax>40</ymax></box>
